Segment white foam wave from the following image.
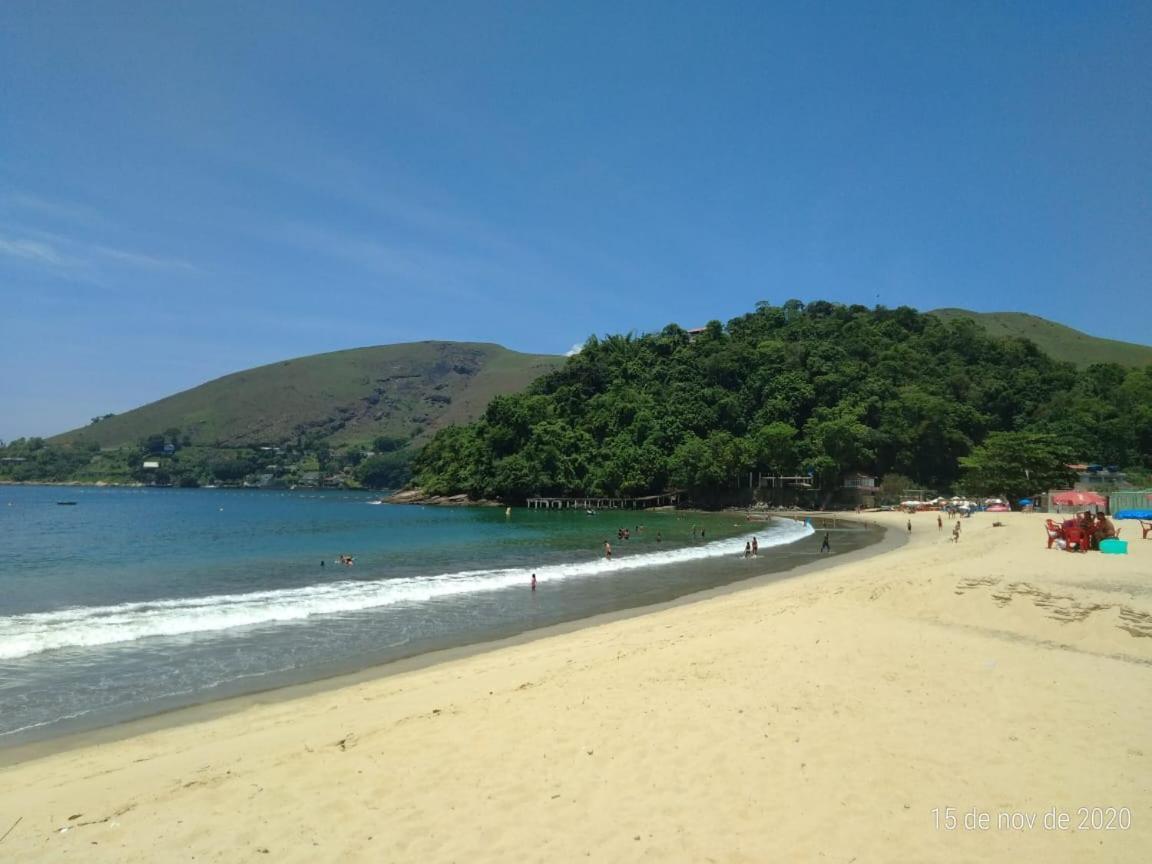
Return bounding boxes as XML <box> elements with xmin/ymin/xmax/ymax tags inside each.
<box><xmin>0</xmin><ymin>521</ymin><xmax>811</xmax><ymax>660</ymax></box>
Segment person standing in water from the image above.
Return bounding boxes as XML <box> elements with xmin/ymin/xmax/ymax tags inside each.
<box><xmin>744</xmin><ymin>541</ymin><xmax>751</xmax><ymax>558</ymax></box>
<box><xmin>604</xmin><ymin>541</ymin><xmax>612</xmax><ymax>560</ymax></box>
<box><xmin>531</xmin><ymin>573</ymin><xmax>537</xmax><ymax>591</ymax></box>
<box><xmin>752</xmin><ymin>536</ymin><xmax>759</xmax><ymax>556</ymax></box>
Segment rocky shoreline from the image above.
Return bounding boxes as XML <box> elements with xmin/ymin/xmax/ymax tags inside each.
<box><xmin>385</xmin><ymin>488</ymin><xmax>503</xmax><ymax>507</ymax></box>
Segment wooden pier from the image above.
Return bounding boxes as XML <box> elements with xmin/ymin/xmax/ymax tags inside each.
<box><xmin>526</xmin><ymin>492</ymin><xmax>681</xmax><ymax>510</ymax></box>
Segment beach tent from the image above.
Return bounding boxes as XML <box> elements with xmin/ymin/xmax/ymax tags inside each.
<box><xmin>1114</xmin><ymin>509</ymin><xmax>1152</xmax><ymax>520</ymax></box>
<box><xmin>1050</xmin><ymin>490</ymin><xmax>1107</xmax><ymax>507</ymax></box>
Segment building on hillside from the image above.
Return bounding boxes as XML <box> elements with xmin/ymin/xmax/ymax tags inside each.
<box><xmin>1069</xmin><ymin>463</ymin><xmax>1129</xmax><ymax>491</ymax></box>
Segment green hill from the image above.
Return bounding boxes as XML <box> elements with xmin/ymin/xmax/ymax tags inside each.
<box><xmin>929</xmin><ymin>309</ymin><xmax>1152</xmax><ymax>369</ymax></box>
<box><xmin>414</xmin><ymin>302</ymin><xmax>1152</xmax><ymax>504</ymax></box>
<box><xmin>53</xmin><ymin>342</ymin><xmax>564</xmax><ymax>449</ymax></box>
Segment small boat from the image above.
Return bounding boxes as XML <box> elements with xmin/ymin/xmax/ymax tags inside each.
<box><xmin>56</xmin><ymin>501</ymin><xmax>78</xmax><ymax>506</ymax></box>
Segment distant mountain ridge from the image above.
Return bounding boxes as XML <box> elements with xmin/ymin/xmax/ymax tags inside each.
<box><xmin>53</xmin><ymin>342</ymin><xmax>564</xmax><ymax>449</ymax></box>
<box><xmin>928</xmin><ymin>309</ymin><xmax>1152</xmax><ymax>369</ymax></box>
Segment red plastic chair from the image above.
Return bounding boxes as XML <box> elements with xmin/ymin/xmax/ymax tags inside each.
<box><xmin>1045</xmin><ymin>520</ymin><xmax>1063</xmax><ymax>549</ymax></box>
<box><xmin>1062</xmin><ymin>525</ymin><xmax>1089</xmax><ymax>552</ymax></box>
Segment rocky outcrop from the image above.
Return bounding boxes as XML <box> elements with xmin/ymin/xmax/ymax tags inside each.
<box><xmin>386</xmin><ymin>488</ymin><xmax>502</xmax><ymax>507</ymax></box>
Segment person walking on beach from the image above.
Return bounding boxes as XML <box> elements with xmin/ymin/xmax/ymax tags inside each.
<box><xmin>907</xmin><ymin>519</ymin><xmax>912</xmax><ymax>533</ymax></box>
<box><xmin>937</xmin><ymin>514</ymin><xmax>943</xmax><ymax>530</ymax></box>
<box><xmin>820</xmin><ymin>532</ymin><xmax>831</xmax><ymax>554</ymax></box>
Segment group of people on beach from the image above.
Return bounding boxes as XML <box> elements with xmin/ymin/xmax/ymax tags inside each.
<box><xmin>1069</xmin><ymin>510</ymin><xmax>1118</xmax><ymax>548</ymax></box>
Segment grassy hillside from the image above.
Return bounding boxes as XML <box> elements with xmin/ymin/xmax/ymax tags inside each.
<box><xmin>929</xmin><ymin>309</ymin><xmax>1152</xmax><ymax>369</ymax></box>
<box><xmin>53</xmin><ymin>342</ymin><xmax>564</xmax><ymax>449</ymax></box>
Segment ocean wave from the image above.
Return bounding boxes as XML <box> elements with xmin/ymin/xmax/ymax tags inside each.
<box><xmin>0</xmin><ymin>521</ymin><xmax>811</xmax><ymax>660</ymax></box>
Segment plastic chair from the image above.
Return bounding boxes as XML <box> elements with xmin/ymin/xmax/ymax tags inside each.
<box><xmin>1062</xmin><ymin>525</ymin><xmax>1089</xmax><ymax>552</ymax></box>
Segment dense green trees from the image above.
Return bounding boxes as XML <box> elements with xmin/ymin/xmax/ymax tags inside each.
<box><xmin>959</xmin><ymin>432</ymin><xmax>1078</xmax><ymax>502</ymax></box>
<box><xmin>413</xmin><ymin>302</ymin><xmax>1151</xmax><ymax>504</ymax></box>
<box><xmin>356</xmin><ymin>452</ymin><xmax>412</xmax><ymax>489</ymax></box>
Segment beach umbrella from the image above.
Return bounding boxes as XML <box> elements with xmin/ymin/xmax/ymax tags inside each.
<box><xmin>1018</xmin><ymin>498</ymin><xmax>1032</xmax><ymax>506</ymax></box>
<box><xmin>1050</xmin><ymin>490</ymin><xmax>1107</xmax><ymax>507</ymax></box>
<box><xmin>986</xmin><ymin>504</ymin><xmax>1010</xmax><ymax>512</ymax></box>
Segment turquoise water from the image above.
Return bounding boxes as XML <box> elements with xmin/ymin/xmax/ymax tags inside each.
<box><xmin>0</xmin><ymin>486</ymin><xmax>851</xmax><ymax>744</ymax></box>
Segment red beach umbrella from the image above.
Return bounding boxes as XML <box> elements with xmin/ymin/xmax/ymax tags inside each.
<box><xmin>1050</xmin><ymin>490</ymin><xmax>1107</xmax><ymax>507</ymax></box>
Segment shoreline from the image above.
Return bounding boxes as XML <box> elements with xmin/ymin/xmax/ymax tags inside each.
<box><xmin>0</xmin><ymin>517</ymin><xmax>892</xmax><ymax>766</ymax></box>
<box><xmin>3</xmin><ymin>511</ymin><xmax>1148</xmax><ymax>861</ymax></box>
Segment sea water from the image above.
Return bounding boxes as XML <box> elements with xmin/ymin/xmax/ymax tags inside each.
<box><xmin>0</xmin><ymin>486</ymin><xmax>868</xmax><ymax>745</ymax></box>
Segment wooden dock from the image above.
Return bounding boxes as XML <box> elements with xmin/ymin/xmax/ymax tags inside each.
<box><xmin>526</xmin><ymin>492</ymin><xmax>681</xmax><ymax>510</ymax></box>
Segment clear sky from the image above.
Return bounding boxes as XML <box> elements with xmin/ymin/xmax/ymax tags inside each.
<box><xmin>2</xmin><ymin>1</ymin><xmax>1150</xmax><ymax>441</ymax></box>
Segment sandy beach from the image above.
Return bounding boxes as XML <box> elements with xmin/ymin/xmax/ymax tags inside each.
<box><xmin>1</xmin><ymin>510</ymin><xmax>1149</xmax><ymax>862</ymax></box>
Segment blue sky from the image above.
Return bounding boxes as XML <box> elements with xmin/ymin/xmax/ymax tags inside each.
<box><xmin>2</xmin><ymin>1</ymin><xmax>1150</xmax><ymax>441</ymax></box>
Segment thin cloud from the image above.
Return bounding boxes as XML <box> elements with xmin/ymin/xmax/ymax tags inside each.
<box><xmin>565</xmin><ymin>343</ymin><xmax>583</xmax><ymax>356</ymax></box>
<box><xmin>89</xmin><ymin>243</ymin><xmax>197</xmax><ymax>272</ymax></box>
<box><xmin>0</xmin><ymin>233</ymin><xmax>70</xmax><ymax>266</ymax></box>
<box><xmin>0</xmin><ymin>227</ymin><xmax>196</xmax><ymax>275</ymax></box>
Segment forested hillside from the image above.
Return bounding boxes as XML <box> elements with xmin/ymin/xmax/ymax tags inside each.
<box><xmin>51</xmin><ymin>342</ymin><xmax>562</xmax><ymax>449</ymax></box>
<box><xmin>1</xmin><ymin>342</ymin><xmax>561</xmax><ymax>489</ymax></box>
<box><xmin>414</xmin><ymin>301</ymin><xmax>1152</xmax><ymax>503</ymax></box>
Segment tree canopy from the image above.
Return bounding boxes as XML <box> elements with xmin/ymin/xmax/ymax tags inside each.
<box><xmin>413</xmin><ymin>301</ymin><xmax>1151</xmax><ymax>503</ymax></box>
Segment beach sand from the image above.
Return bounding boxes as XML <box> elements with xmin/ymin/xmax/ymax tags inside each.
<box><xmin>1</xmin><ymin>511</ymin><xmax>1149</xmax><ymax>862</ymax></box>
